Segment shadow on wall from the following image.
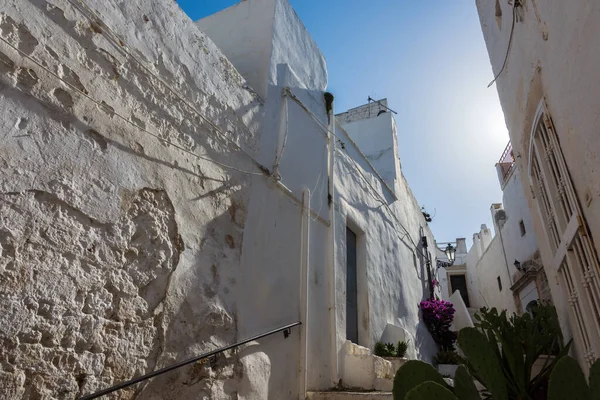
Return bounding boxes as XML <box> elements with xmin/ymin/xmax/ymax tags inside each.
<box><xmin>20</xmin><ymin>0</ymin><xmax>265</xmax><ymax>175</ymax></box>
<box><xmin>0</xmin><ymin>41</ymin><xmax>265</xmax><ymax>400</ymax></box>
<box><xmin>140</xmin><ymin>65</ymin><xmax>328</xmax><ymax>399</ymax></box>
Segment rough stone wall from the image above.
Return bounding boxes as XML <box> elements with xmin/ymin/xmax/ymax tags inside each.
<box><xmin>0</xmin><ymin>0</ymin><xmax>264</xmax><ymax>398</ymax></box>
<box><xmin>0</xmin><ymin>189</ymin><xmax>182</xmax><ymax>398</ymax></box>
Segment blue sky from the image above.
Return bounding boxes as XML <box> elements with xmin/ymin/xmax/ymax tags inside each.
<box><xmin>176</xmin><ymin>0</ymin><xmax>510</xmax><ymax>247</ymax></box>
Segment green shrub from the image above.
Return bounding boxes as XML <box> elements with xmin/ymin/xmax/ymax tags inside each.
<box><xmin>374</xmin><ymin>341</ymin><xmax>391</xmax><ymax>357</ymax></box>
<box><xmin>375</xmin><ymin>340</ymin><xmax>410</xmax><ymax>358</ymax></box>
<box><xmin>396</xmin><ymin>340</ymin><xmax>409</xmax><ymax>358</ymax></box>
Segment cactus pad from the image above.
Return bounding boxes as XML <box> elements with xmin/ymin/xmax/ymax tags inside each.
<box><xmin>393</xmin><ymin>360</ymin><xmax>447</xmax><ymax>400</ymax></box>
<box><xmin>548</xmin><ymin>356</ymin><xmax>590</xmax><ymax>400</ymax></box>
<box><xmin>405</xmin><ymin>381</ymin><xmax>459</xmax><ymax>400</ymax></box>
<box><xmin>457</xmin><ymin>327</ymin><xmax>507</xmax><ymax>400</ymax></box>
<box><xmin>454</xmin><ymin>365</ymin><xmax>481</xmax><ymax>400</ymax></box>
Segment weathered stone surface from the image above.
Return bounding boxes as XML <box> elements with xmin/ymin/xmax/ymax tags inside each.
<box><xmin>0</xmin><ymin>189</ymin><xmax>182</xmax><ymax>398</ymax></box>
<box><xmin>0</xmin><ymin>0</ymin><xmax>262</xmax><ymax>398</ymax></box>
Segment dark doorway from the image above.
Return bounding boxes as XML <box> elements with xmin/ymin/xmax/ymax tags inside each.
<box><xmin>346</xmin><ymin>227</ymin><xmax>358</xmax><ymax>343</ymax></box>
<box><xmin>450</xmin><ymin>274</ymin><xmax>470</xmax><ymax>307</ymax></box>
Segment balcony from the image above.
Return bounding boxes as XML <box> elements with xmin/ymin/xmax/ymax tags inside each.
<box><xmin>496</xmin><ymin>141</ymin><xmax>516</xmax><ymax>189</ymax></box>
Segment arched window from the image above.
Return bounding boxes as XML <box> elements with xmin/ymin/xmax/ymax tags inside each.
<box><xmin>528</xmin><ymin>101</ymin><xmax>600</xmax><ymax>368</ymax></box>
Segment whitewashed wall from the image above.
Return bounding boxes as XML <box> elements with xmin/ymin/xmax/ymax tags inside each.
<box><xmin>0</xmin><ymin>0</ymin><xmax>268</xmax><ymax>398</ymax></box>
<box><xmin>470</xmin><ymin>234</ymin><xmax>518</xmax><ymax>315</ymax></box>
<box><xmin>0</xmin><ymin>0</ymin><xmax>437</xmax><ymax>398</ymax></box>
<box><xmin>0</xmin><ymin>0</ymin><xmax>330</xmax><ymax>398</ymax></box>
<box><xmin>475</xmin><ymin>0</ymin><xmax>600</xmax><ymax>363</ymax></box>
<box><xmin>498</xmin><ymin>168</ymin><xmax>538</xmax><ymax>266</ymax></box>
<box><xmin>196</xmin><ymin>0</ymin><xmax>275</xmax><ymax>100</ymax></box>
<box><xmin>457</xmin><ymin>167</ymin><xmax>540</xmax><ymax>316</ymax></box>
<box><xmin>333</xmin><ymin>119</ymin><xmax>438</xmax><ymax>366</ymax></box>
<box><xmin>338</xmin><ymin>109</ymin><xmax>400</xmax><ymax>192</ymax></box>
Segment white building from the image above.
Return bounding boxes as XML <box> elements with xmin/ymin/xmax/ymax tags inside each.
<box><xmin>440</xmin><ymin>143</ymin><xmax>552</xmax><ymax>318</ymax></box>
<box><xmin>0</xmin><ymin>0</ymin><xmax>439</xmax><ymax>398</ymax></box>
<box><xmin>476</xmin><ymin>0</ymin><xmax>600</xmax><ymax>371</ymax></box>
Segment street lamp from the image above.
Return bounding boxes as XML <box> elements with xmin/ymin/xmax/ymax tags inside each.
<box><xmin>437</xmin><ymin>243</ymin><xmax>456</xmax><ymax>269</ymax></box>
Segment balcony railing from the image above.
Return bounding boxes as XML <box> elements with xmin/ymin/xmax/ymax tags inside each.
<box><xmin>497</xmin><ymin>141</ymin><xmax>516</xmax><ymax>187</ymax></box>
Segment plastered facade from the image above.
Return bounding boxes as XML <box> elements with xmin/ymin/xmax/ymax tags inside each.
<box><xmin>0</xmin><ymin>0</ymin><xmax>438</xmax><ymax>398</ymax></box>
<box><xmin>446</xmin><ymin>166</ymin><xmax>542</xmax><ymax>316</ymax></box>
<box><xmin>476</xmin><ymin>0</ymin><xmax>600</xmax><ymax>368</ymax></box>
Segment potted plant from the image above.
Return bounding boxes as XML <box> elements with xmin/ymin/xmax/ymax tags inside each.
<box><xmin>374</xmin><ymin>340</ymin><xmax>410</xmax><ymax>372</ymax></box>
<box><xmin>433</xmin><ymin>350</ymin><xmax>463</xmax><ymax>378</ymax></box>
<box><xmin>419</xmin><ymin>299</ymin><xmax>459</xmax><ymax>376</ymax></box>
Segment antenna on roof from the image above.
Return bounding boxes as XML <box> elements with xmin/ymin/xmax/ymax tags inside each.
<box><xmin>367</xmin><ymin>96</ymin><xmax>398</xmax><ymax>115</ymax></box>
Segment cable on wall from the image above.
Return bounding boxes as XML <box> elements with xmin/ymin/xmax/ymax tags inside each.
<box><xmin>284</xmin><ymin>87</ymin><xmax>430</xmax><ymax>259</ymax></box>
<box><xmin>67</xmin><ymin>0</ymin><xmax>269</xmax><ymax>174</ymax></box>
<box><xmin>487</xmin><ymin>2</ymin><xmax>517</xmax><ymax>88</ymax></box>
<box><xmin>0</xmin><ymin>37</ymin><xmax>264</xmax><ymax>177</ymax></box>
<box><xmin>30</xmin><ymin>0</ymin><xmax>431</xmax><ymax>260</ymax></box>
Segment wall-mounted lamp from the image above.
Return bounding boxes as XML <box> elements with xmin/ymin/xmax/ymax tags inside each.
<box><xmin>436</xmin><ymin>243</ymin><xmax>456</xmax><ymax>269</ymax></box>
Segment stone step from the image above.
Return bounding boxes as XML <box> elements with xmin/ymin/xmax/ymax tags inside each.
<box><xmin>342</xmin><ymin>341</ymin><xmax>396</xmax><ymax>391</ymax></box>
<box><xmin>307</xmin><ymin>391</ymin><xmax>393</xmax><ymax>400</ymax></box>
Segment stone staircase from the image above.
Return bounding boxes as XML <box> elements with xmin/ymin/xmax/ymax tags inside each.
<box><xmin>306</xmin><ymin>341</ymin><xmax>398</xmax><ymax>399</ymax></box>
<box><xmin>307</xmin><ymin>391</ymin><xmax>392</xmax><ymax>399</ymax></box>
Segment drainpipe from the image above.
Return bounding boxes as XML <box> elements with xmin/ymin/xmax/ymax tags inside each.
<box><xmin>273</xmin><ymin>88</ymin><xmax>289</xmax><ymax>179</ymax></box>
<box><xmin>299</xmin><ymin>189</ymin><xmax>310</xmax><ymax>399</ymax></box>
<box><xmin>326</xmin><ymin>96</ymin><xmax>338</xmax><ymax>386</ymax></box>
<box><xmin>498</xmin><ymin>225</ymin><xmax>514</xmax><ymax>286</ymax></box>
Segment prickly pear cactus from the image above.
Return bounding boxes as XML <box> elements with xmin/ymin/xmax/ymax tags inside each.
<box><xmin>393</xmin><ymin>360</ymin><xmax>447</xmax><ymax>400</ymax></box>
<box><xmin>453</xmin><ymin>365</ymin><xmax>481</xmax><ymax>400</ymax></box>
<box><xmin>548</xmin><ymin>356</ymin><xmax>590</xmax><ymax>400</ymax></box>
<box><xmin>458</xmin><ymin>328</ymin><xmax>507</xmax><ymax>400</ymax></box>
<box><xmin>405</xmin><ymin>381</ymin><xmax>458</xmax><ymax>400</ymax></box>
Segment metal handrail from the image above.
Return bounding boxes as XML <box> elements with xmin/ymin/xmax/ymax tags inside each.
<box><xmin>78</xmin><ymin>321</ymin><xmax>302</xmax><ymax>400</ymax></box>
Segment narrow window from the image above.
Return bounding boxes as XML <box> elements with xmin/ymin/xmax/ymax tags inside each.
<box><xmin>495</xmin><ymin>0</ymin><xmax>503</xmax><ymax>29</ymax></box>
<box><xmin>497</xmin><ymin>276</ymin><xmax>503</xmax><ymax>291</ymax></box>
<box><xmin>346</xmin><ymin>227</ymin><xmax>358</xmax><ymax>344</ymax></box>
<box><xmin>519</xmin><ymin>220</ymin><xmax>526</xmax><ymax>236</ymax></box>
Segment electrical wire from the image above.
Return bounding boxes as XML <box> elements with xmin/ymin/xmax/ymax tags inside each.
<box><xmin>67</xmin><ymin>0</ymin><xmax>269</xmax><ymax>174</ymax></box>
<box><xmin>9</xmin><ymin>0</ymin><xmax>431</xmax><ymax>260</ymax></box>
<box><xmin>488</xmin><ymin>2</ymin><xmax>517</xmax><ymax>88</ymax></box>
<box><xmin>309</xmin><ymin>144</ymin><xmax>329</xmax><ymax>222</ymax></box>
<box><xmin>334</xmin><ymin>148</ymin><xmax>428</xmax><ymax>260</ymax></box>
<box><xmin>0</xmin><ymin>37</ymin><xmax>263</xmax><ymax>177</ymax></box>
<box><xmin>285</xmin><ymin>87</ymin><xmax>396</xmax><ymax>200</ymax></box>
<box><xmin>283</xmin><ymin>88</ymin><xmax>429</xmax><ymax>259</ymax></box>
<box><xmin>272</xmin><ymin>91</ymin><xmax>289</xmax><ymax>179</ymax></box>
<box><xmin>283</xmin><ymin>87</ymin><xmax>424</xmax><ymax>253</ymax></box>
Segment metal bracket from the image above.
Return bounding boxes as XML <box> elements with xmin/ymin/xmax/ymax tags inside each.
<box><xmin>283</xmin><ymin>328</ymin><xmax>291</xmax><ymax>339</ymax></box>
<box><xmin>436</xmin><ymin>260</ymin><xmax>453</xmax><ymax>270</ymax></box>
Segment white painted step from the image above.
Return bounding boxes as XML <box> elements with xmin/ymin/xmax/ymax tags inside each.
<box><xmin>341</xmin><ymin>341</ymin><xmax>396</xmax><ymax>391</ymax></box>
<box><xmin>307</xmin><ymin>391</ymin><xmax>393</xmax><ymax>400</ymax></box>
